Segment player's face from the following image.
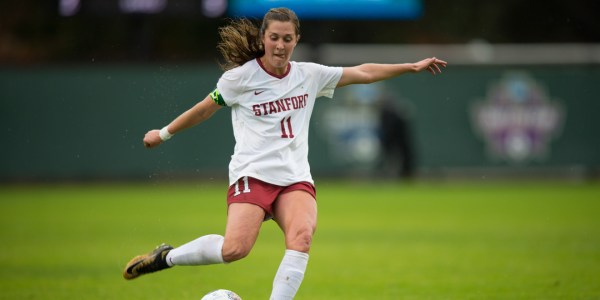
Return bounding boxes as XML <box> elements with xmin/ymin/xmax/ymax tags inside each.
<box><xmin>261</xmin><ymin>21</ymin><xmax>299</xmax><ymax>75</ymax></box>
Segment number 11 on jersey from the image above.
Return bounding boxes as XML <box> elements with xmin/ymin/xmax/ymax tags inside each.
<box><xmin>280</xmin><ymin>117</ymin><xmax>294</xmax><ymax>138</ymax></box>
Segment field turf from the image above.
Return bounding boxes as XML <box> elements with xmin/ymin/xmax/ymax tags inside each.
<box><xmin>1</xmin><ymin>180</ymin><xmax>599</xmax><ymax>299</ymax></box>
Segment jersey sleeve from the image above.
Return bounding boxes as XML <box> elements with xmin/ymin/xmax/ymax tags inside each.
<box><xmin>214</xmin><ymin>68</ymin><xmax>244</xmax><ymax>106</ymax></box>
<box><xmin>314</xmin><ymin>64</ymin><xmax>343</xmax><ymax>99</ymax></box>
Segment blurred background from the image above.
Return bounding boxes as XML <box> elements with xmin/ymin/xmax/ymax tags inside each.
<box><xmin>1</xmin><ymin>0</ymin><xmax>599</xmax><ymax>182</ymax></box>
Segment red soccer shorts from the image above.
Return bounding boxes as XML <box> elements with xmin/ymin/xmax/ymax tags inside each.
<box><xmin>227</xmin><ymin>176</ymin><xmax>316</xmax><ymax>219</ymax></box>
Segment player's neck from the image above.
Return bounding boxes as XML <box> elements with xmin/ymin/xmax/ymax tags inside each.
<box><xmin>258</xmin><ymin>57</ymin><xmax>290</xmax><ymax>77</ymax></box>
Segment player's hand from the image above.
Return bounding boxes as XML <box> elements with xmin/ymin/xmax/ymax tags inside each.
<box><xmin>143</xmin><ymin>129</ymin><xmax>163</xmax><ymax>148</ymax></box>
<box><xmin>414</xmin><ymin>57</ymin><xmax>447</xmax><ymax>75</ymax></box>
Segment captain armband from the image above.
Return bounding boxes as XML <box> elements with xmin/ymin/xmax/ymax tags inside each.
<box><xmin>209</xmin><ymin>88</ymin><xmax>227</xmax><ymax>106</ymax></box>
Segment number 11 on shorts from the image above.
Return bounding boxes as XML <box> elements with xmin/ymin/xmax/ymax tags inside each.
<box><xmin>234</xmin><ymin>176</ymin><xmax>251</xmax><ymax>196</ymax></box>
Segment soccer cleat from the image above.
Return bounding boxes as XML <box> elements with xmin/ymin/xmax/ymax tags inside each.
<box><xmin>123</xmin><ymin>243</ymin><xmax>174</xmax><ymax>280</ymax></box>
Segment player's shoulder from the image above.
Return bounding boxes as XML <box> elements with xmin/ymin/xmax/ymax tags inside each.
<box><xmin>293</xmin><ymin>61</ymin><xmax>326</xmax><ymax>69</ymax></box>
<box><xmin>292</xmin><ymin>61</ymin><xmax>341</xmax><ymax>74</ymax></box>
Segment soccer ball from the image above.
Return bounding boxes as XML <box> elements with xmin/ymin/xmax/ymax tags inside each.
<box><xmin>201</xmin><ymin>289</ymin><xmax>242</xmax><ymax>300</ymax></box>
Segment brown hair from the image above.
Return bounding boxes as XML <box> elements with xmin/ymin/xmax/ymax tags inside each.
<box><xmin>217</xmin><ymin>7</ymin><xmax>301</xmax><ymax>71</ymax></box>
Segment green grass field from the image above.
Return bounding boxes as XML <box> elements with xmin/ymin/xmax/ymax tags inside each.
<box><xmin>1</xmin><ymin>180</ymin><xmax>599</xmax><ymax>299</ymax></box>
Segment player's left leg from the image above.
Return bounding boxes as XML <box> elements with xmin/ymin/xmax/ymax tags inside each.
<box><xmin>270</xmin><ymin>190</ymin><xmax>317</xmax><ymax>300</ymax></box>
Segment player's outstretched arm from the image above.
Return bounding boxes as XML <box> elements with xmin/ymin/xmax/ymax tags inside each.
<box><xmin>337</xmin><ymin>57</ymin><xmax>447</xmax><ymax>87</ymax></box>
<box><xmin>143</xmin><ymin>95</ymin><xmax>222</xmax><ymax>148</ymax></box>
<box><xmin>414</xmin><ymin>57</ymin><xmax>447</xmax><ymax>75</ymax></box>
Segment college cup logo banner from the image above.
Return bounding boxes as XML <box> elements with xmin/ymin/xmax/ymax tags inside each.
<box><xmin>471</xmin><ymin>72</ymin><xmax>564</xmax><ymax>163</ymax></box>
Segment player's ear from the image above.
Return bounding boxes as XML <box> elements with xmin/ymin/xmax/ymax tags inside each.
<box><xmin>296</xmin><ymin>34</ymin><xmax>301</xmax><ymax>44</ymax></box>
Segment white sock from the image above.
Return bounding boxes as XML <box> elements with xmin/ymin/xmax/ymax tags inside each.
<box><xmin>270</xmin><ymin>250</ymin><xmax>309</xmax><ymax>300</ymax></box>
<box><xmin>166</xmin><ymin>234</ymin><xmax>225</xmax><ymax>266</ymax></box>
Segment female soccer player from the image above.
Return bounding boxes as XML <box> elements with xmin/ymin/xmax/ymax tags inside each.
<box><xmin>123</xmin><ymin>7</ymin><xmax>446</xmax><ymax>300</ymax></box>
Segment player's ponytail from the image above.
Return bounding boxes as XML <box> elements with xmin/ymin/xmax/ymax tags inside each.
<box><xmin>217</xmin><ymin>7</ymin><xmax>300</xmax><ymax>71</ymax></box>
<box><xmin>217</xmin><ymin>18</ymin><xmax>263</xmax><ymax>71</ymax></box>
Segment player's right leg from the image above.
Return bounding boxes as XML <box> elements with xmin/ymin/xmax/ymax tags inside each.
<box><xmin>165</xmin><ymin>203</ymin><xmax>265</xmax><ymax>267</ymax></box>
<box><xmin>221</xmin><ymin>202</ymin><xmax>266</xmax><ymax>262</ymax></box>
<box><xmin>123</xmin><ymin>233</ymin><xmax>228</xmax><ymax>280</ymax></box>
<box><xmin>123</xmin><ymin>243</ymin><xmax>174</xmax><ymax>280</ymax></box>
<box><xmin>123</xmin><ymin>203</ymin><xmax>264</xmax><ymax>280</ymax></box>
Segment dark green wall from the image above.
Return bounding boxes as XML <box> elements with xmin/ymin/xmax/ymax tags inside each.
<box><xmin>1</xmin><ymin>64</ymin><xmax>598</xmax><ymax>180</ymax></box>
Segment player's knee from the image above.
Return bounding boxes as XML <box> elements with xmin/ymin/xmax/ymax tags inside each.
<box><xmin>221</xmin><ymin>241</ymin><xmax>252</xmax><ymax>263</ymax></box>
<box><xmin>286</xmin><ymin>226</ymin><xmax>315</xmax><ymax>253</ymax></box>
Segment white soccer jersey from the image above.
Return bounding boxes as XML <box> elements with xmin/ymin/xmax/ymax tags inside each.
<box><xmin>211</xmin><ymin>58</ymin><xmax>343</xmax><ymax>186</ymax></box>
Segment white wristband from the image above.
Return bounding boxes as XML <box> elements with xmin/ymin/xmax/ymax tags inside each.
<box><xmin>159</xmin><ymin>126</ymin><xmax>173</xmax><ymax>141</ymax></box>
